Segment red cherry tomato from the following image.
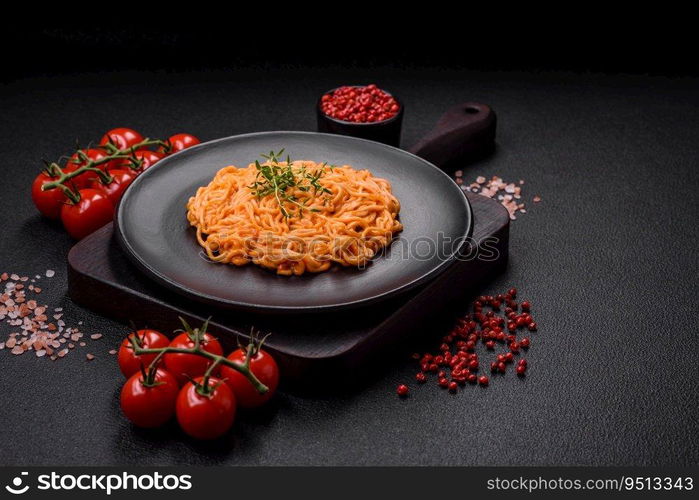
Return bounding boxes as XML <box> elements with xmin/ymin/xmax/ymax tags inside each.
<box><xmin>31</xmin><ymin>172</ymin><xmax>66</xmax><ymax>219</ymax></box>
<box><xmin>176</xmin><ymin>377</ymin><xmax>236</xmax><ymax>439</ymax></box>
<box><xmin>118</xmin><ymin>329</ymin><xmax>171</xmax><ymax>378</ymax></box>
<box><xmin>100</xmin><ymin>128</ymin><xmax>145</xmax><ymax>150</ymax></box>
<box><xmin>90</xmin><ymin>169</ymin><xmax>136</xmax><ymax>205</ymax></box>
<box><xmin>64</xmin><ymin>148</ymin><xmax>111</xmax><ymax>187</ymax></box>
<box><xmin>120</xmin><ymin>368</ymin><xmax>179</xmax><ymax>428</ymax></box>
<box><xmin>220</xmin><ymin>348</ymin><xmax>279</xmax><ymax>408</ymax></box>
<box><xmin>109</xmin><ymin>150</ymin><xmax>164</xmax><ymax>173</ymax></box>
<box><xmin>133</xmin><ymin>150</ymin><xmax>165</xmax><ymax>172</ymax></box>
<box><xmin>60</xmin><ymin>188</ymin><xmax>114</xmax><ymax>239</ymax></box>
<box><xmin>164</xmin><ymin>332</ymin><xmax>223</xmax><ymax>384</ymax></box>
<box><xmin>161</xmin><ymin>133</ymin><xmax>200</xmax><ymax>154</ymax></box>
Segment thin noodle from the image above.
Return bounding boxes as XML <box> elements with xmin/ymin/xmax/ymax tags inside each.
<box><xmin>186</xmin><ymin>160</ymin><xmax>402</xmax><ymax>276</ymax></box>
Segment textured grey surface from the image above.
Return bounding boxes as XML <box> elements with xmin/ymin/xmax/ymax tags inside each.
<box><xmin>0</xmin><ymin>68</ymin><xmax>697</xmax><ymax>466</ymax></box>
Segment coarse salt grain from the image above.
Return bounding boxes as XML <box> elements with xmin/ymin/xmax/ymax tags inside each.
<box><xmin>45</xmin><ymin>270</ymin><xmax>55</xmax><ymax>278</ymax></box>
<box><xmin>460</xmin><ymin>174</ymin><xmax>539</xmax><ymax>220</ymax></box>
<box><xmin>1</xmin><ymin>271</ymin><xmax>105</xmax><ymax>362</ymax></box>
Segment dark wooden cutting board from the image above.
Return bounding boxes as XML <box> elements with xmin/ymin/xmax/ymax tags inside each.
<box><xmin>66</xmin><ymin>103</ymin><xmax>504</xmax><ymax>387</ymax></box>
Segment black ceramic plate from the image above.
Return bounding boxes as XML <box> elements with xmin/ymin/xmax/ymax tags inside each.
<box><xmin>116</xmin><ymin>132</ymin><xmax>472</xmax><ymax>313</ymax></box>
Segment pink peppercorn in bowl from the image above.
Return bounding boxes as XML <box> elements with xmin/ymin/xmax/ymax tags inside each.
<box><xmin>317</xmin><ymin>84</ymin><xmax>404</xmax><ymax>147</ymax></box>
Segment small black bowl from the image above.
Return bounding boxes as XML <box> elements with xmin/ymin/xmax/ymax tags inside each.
<box><xmin>316</xmin><ymin>86</ymin><xmax>404</xmax><ymax>147</ymax></box>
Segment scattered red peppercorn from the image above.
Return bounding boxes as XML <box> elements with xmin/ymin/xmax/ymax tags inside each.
<box><xmin>320</xmin><ymin>84</ymin><xmax>400</xmax><ymax>123</ymax></box>
<box><xmin>399</xmin><ymin>289</ymin><xmax>538</xmax><ymax>398</ymax></box>
<box><xmin>397</xmin><ymin>384</ymin><xmax>409</xmax><ymax>397</ymax></box>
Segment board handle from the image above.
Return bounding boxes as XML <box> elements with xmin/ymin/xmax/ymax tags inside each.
<box><xmin>408</xmin><ymin>102</ymin><xmax>496</xmax><ymax>170</ymax></box>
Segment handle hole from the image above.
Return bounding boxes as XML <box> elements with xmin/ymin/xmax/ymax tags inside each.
<box><xmin>465</xmin><ymin>106</ymin><xmax>480</xmax><ymax>114</ymax></box>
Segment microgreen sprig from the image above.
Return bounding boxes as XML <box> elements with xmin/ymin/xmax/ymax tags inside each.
<box><xmin>249</xmin><ymin>149</ymin><xmax>333</xmax><ymax>219</ymax></box>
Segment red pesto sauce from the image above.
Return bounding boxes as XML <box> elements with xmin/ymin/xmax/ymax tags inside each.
<box><xmin>320</xmin><ymin>84</ymin><xmax>400</xmax><ymax>123</ymax></box>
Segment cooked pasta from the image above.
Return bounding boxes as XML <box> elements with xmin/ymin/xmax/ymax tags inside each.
<box><xmin>186</xmin><ymin>159</ymin><xmax>402</xmax><ymax>275</ymax></box>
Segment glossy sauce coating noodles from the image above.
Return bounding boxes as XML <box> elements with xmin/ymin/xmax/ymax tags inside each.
<box><xmin>186</xmin><ymin>160</ymin><xmax>402</xmax><ymax>275</ymax></box>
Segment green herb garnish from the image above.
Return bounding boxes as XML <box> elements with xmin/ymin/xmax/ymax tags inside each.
<box><xmin>249</xmin><ymin>149</ymin><xmax>332</xmax><ymax>218</ymax></box>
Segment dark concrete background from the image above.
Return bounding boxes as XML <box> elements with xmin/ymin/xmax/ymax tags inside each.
<box><xmin>0</xmin><ymin>67</ymin><xmax>697</xmax><ymax>465</ymax></box>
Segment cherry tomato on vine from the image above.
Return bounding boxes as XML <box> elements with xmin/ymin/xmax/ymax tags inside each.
<box><xmin>160</xmin><ymin>133</ymin><xmax>200</xmax><ymax>154</ymax></box>
<box><xmin>109</xmin><ymin>150</ymin><xmax>164</xmax><ymax>173</ymax></box>
<box><xmin>64</xmin><ymin>148</ymin><xmax>111</xmax><ymax>187</ymax></box>
<box><xmin>176</xmin><ymin>376</ymin><xmax>236</xmax><ymax>439</ymax></box>
<box><xmin>31</xmin><ymin>172</ymin><xmax>66</xmax><ymax>219</ymax></box>
<box><xmin>120</xmin><ymin>368</ymin><xmax>179</xmax><ymax>428</ymax></box>
<box><xmin>164</xmin><ymin>331</ymin><xmax>223</xmax><ymax>384</ymax></box>
<box><xmin>60</xmin><ymin>188</ymin><xmax>114</xmax><ymax>240</ymax></box>
<box><xmin>118</xmin><ymin>329</ymin><xmax>171</xmax><ymax>378</ymax></box>
<box><xmin>90</xmin><ymin>169</ymin><xmax>136</xmax><ymax>205</ymax></box>
<box><xmin>221</xmin><ymin>348</ymin><xmax>279</xmax><ymax>408</ymax></box>
<box><xmin>133</xmin><ymin>150</ymin><xmax>165</xmax><ymax>172</ymax></box>
<box><xmin>100</xmin><ymin>127</ymin><xmax>145</xmax><ymax>150</ymax></box>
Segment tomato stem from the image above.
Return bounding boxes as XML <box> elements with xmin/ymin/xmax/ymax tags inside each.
<box><xmin>40</xmin><ymin>138</ymin><xmax>168</xmax><ymax>193</ymax></box>
<box><xmin>129</xmin><ymin>326</ymin><xmax>269</xmax><ymax>395</ymax></box>
<box><xmin>197</xmin><ymin>358</ymin><xmax>223</xmax><ymax>397</ymax></box>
